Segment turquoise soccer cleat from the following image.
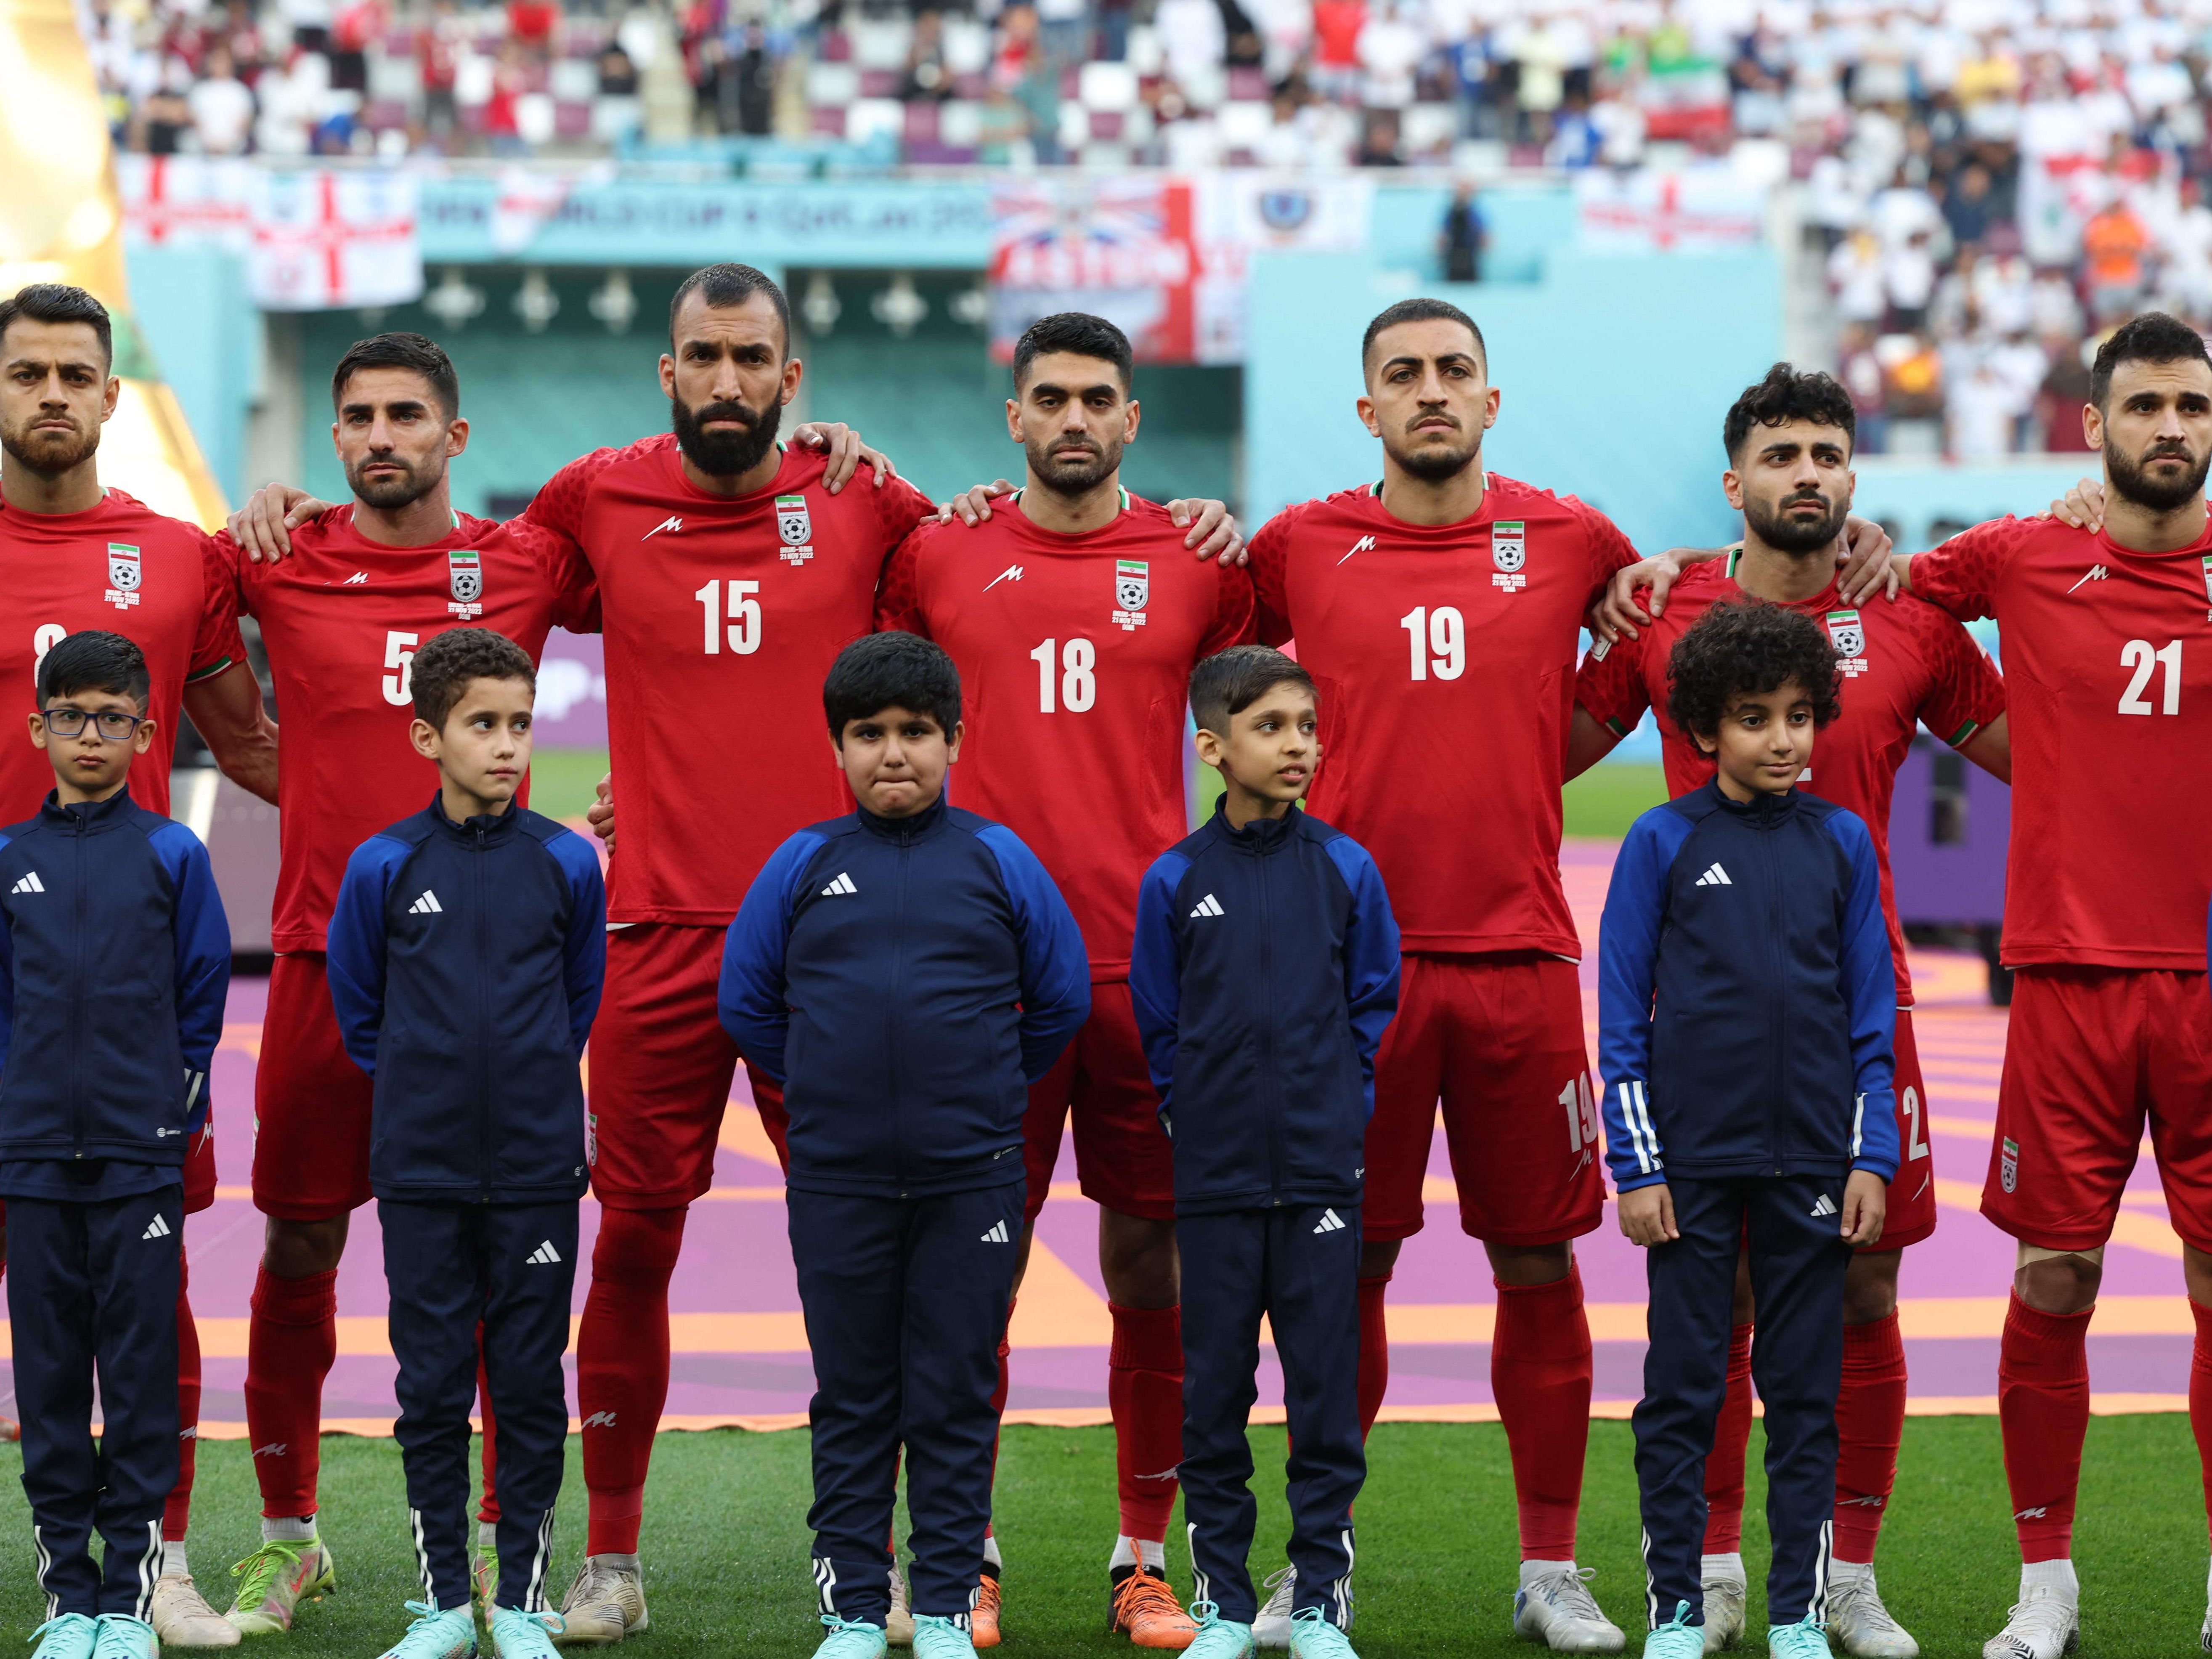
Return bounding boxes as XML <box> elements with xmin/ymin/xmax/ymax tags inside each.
<box><xmin>908</xmin><ymin>1614</ymin><xmax>977</xmax><ymax>1659</ymax></box>
<box><xmin>1186</xmin><ymin>1601</ymin><xmax>1257</xmax><ymax>1659</ymax></box>
<box><xmin>1646</xmin><ymin>1602</ymin><xmax>1709</xmax><ymax>1659</ymax></box>
<box><xmin>809</xmin><ymin>1614</ymin><xmax>888</xmax><ymax>1659</ymax></box>
<box><xmin>1766</xmin><ymin>1617</ymin><xmax>1833</xmax><ymax>1659</ymax></box>
<box><xmin>87</xmin><ymin>1617</ymin><xmax>156</xmax><ymax>1659</ymax></box>
<box><xmin>1288</xmin><ymin>1606</ymin><xmax>1361</xmax><ymax>1659</ymax></box>
<box><xmin>27</xmin><ymin>1614</ymin><xmax>97</xmax><ymax>1659</ymax></box>
<box><xmin>487</xmin><ymin>1608</ymin><xmax>564</xmax><ymax>1659</ymax></box>
<box><xmin>373</xmin><ymin>1601</ymin><xmax>477</xmax><ymax>1659</ymax></box>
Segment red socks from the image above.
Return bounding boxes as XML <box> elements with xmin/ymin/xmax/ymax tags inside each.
<box><xmin>1491</xmin><ymin>1264</ymin><xmax>1593</xmax><ymax>1561</ymax></box>
<box><xmin>1356</xmin><ymin>1274</ymin><xmax>1392</xmax><ymax>1439</ymax></box>
<box><xmin>578</xmin><ymin>1206</ymin><xmax>687</xmax><ymax>1555</ymax></box>
<box><xmin>244</xmin><ymin>1266</ymin><xmax>339</xmax><ymax>1518</ymax></box>
<box><xmin>477</xmin><ymin>1348</ymin><xmax>501</xmax><ymax>1526</ymax></box>
<box><xmin>1702</xmin><ymin>1323</ymin><xmax>1755</xmax><ymax>1555</ymax></box>
<box><xmin>988</xmin><ymin>1295</ymin><xmax>1016</xmax><ymax>1488</ymax></box>
<box><xmin>1107</xmin><ymin>1303</ymin><xmax>1183</xmax><ymax>1543</ymax></box>
<box><xmin>164</xmin><ymin>1251</ymin><xmax>199</xmax><ymax>1541</ymax></box>
<box><xmin>2191</xmin><ymin>1300</ymin><xmax>2212</xmax><ymax>1545</ymax></box>
<box><xmin>1998</xmin><ymin>1293</ymin><xmax>2092</xmax><ymax>1562</ymax></box>
<box><xmin>1833</xmin><ymin>1312</ymin><xmax>1908</xmax><ymax>1562</ymax></box>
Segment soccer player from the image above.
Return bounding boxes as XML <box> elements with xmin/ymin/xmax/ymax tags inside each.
<box><xmin>875</xmin><ymin>312</ymin><xmax>1254</xmax><ymax>1649</ymax></box>
<box><xmin>215</xmin><ymin>332</ymin><xmax>599</xmax><ymax>1639</ymax></box>
<box><xmin>1567</xmin><ymin>366</ymin><xmax>2008</xmax><ymax>1658</ymax></box>
<box><xmin>0</xmin><ymin>282</ymin><xmax>277</xmax><ymax>1648</ymax></box>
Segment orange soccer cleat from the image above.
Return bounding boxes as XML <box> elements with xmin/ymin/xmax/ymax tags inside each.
<box><xmin>1109</xmin><ymin>1567</ymin><xmax>1199</xmax><ymax>1650</ymax></box>
<box><xmin>969</xmin><ymin>1572</ymin><xmax>1002</xmax><ymax>1649</ymax></box>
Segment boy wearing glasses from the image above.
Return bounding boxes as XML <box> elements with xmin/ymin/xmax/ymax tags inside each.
<box><xmin>0</xmin><ymin>630</ymin><xmax>230</xmax><ymax>1659</ymax></box>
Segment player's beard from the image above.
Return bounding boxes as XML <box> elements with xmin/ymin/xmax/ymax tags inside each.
<box><xmin>1025</xmin><ymin>431</ymin><xmax>1122</xmax><ymax>496</ymax></box>
<box><xmin>1742</xmin><ymin>488</ymin><xmax>1850</xmax><ymax>555</ymax></box>
<box><xmin>672</xmin><ymin>392</ymin><xmax>781</xmax><ymax>479</ymax></box>
<box><xmin>1385</xmin><ymin>417</ymin><xmax>1481</xmax><ymax>482</ymax></box>
<box><xmin>0</xmin><ymin>413</ymin><xmax>99</xmax><ymax>478</ymax></box>
<box><xmin>2105</xmin><ymin>433</ymin><xmax>2211</xmax><ymax>513</ymax></box>
<box><xmin>345</xmin><ymin>451</ymin><xmax>442</xmax><ymax>510</ymax></box>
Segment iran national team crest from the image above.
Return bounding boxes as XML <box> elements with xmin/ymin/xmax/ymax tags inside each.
<box><xmin>1826</xmin><ymin>608</ymin><xmax>1869</xmax><ymax>676</ymax></box>
<box><xmin>777</xmin><ymin>495</ymin><xmax>814</xmax><ymax>565</ymax></box>
<box><xmin>105</xmin><ymin>543</ymin><xmax>142</xmax><ymax>610</ymax></box>
<box><xmin>1491</xmin><ymin>521</ymin><xmax>1526</xmax><ymax>591</ymax></box>
<box><xmin>2201</xmin><ymin>553</ymin><xmax>2212</xmax><ymax>619</ymax></box>
<box><xmin>1111</xmin><ymin>559</ymin><xmax>1149</xmax><ymax>632</ymax></box>
<box><xmin>447</xmin><ymin>547</ymin><xmax>483</xmax><ymax>619</ymax></box>
<box><xmin>2000</xmin><ymin>1136</ymin><xmax>2019</xmax><ymax>1194</ymax></box>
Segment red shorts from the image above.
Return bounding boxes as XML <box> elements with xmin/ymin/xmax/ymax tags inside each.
<box><xmin>1365</xmin><ymin>953</ymin><xmax>1605</xmax><ymax>1246</ymax></box>
<box><xmin>252</xmin><ymin>952</ymin><xmax>374</xmax><ymax>1221</ymax></box>
<box><xmin>1981</xmin><ymin>965</ymin><xmax>2212</xmax><ymax>1253</ymax></box>
<box><xmin>1879</xmin><ymin>1008</ymin><xmax>1936</xmax><ymax>1251</ymax></box>
<box><xmin>1021</xmin><ymin>980</ymin><xmax>1173</xmax><ymax>1225</ymax></box>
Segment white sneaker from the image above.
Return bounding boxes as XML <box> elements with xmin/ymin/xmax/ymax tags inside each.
<box><xmin>886</xmin><ymin>1567</ymin><xmax>914</xmax><ymax>1648</ymax></box>
<box><xmin>151</xmin><ymin>1576</ymin><xmax>241</xmax><ymax>1649</ymax></box>
<box><xmin>554</xmin><ymin>1557</ymin><xmax>648</xmax><ymax>1646</ymax></box>
<box><xmin>1827</xmin><ymin>1568</ymin><xmax>1918</xmax><ymax>1659</ymax></box>
<box><xmin>1513</xmin><ymin>1565</ymin><xmax>1626</xmax><ymax>1654</ymax></box>
<box><xmin>1982</xmin><ymin>1588</ymin><xmax>2078</xmax><ymax>1659</ymax></box>
<box><xmin>1253</xmin><ymin>1568</ymin><xmax>1297</xmax><ymax>1649</ymax></box>
<box><xmin>2201</xmin><ymin>1558</ymin><xmax>2212</xmax><ymax>1653</ymax></box>
<box><xmin>1700</xmin><ymin>1567</ymin><xmax>1747</xmax><ymax>1654</ymax></box>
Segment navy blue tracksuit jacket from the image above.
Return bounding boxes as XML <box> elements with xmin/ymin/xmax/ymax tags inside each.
<box><xmin>327</xmin><ymin>794</ymin><xmax>605</xmax><ymax>1615</ymax></box>
<box><xmin>1598</xmin><ymin>780</ymin><xmax>1897</xmax><ymax>1632</ymax></box>
<box><xmin>719</xmin><ymin>795</ymin><xmax>1088</xmax><ymax>1630</ymax></box>
<box><xmin>0</xmin><ymin>788</ymin><xmax>229</xmax><ymax>1620</ymax></box>
<box><xmin>1129</xmin><ymin>803</ymin><xmax>1400</xmax><ymax>1632</ymax></box>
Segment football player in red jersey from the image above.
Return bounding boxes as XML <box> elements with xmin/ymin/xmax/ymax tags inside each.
<box><xmin>1568</xmin><ymin>366</ymin><xmax>2010</xmax><ymax>1659</ymax></box>
<box><xmin>211</xmin><ymin>333</ymin><xmax>599</xmax><ymax>1640</ymax></box>
<box><xmin>0</xmin><ymin>283</ymin><xmax>279</xmax><ymax>1648</ymax></box>
<box><xmin>875</xmin><ymin>312</ymin><xmax>1252</xmax><ymax>1651</ymax></box>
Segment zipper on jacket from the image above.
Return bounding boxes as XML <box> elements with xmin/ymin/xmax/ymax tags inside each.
<box><xmin>1259</xmin><ymin>844</ymin><xmax>1284</xmax><ymax>1204</ymax></box>
<box><xmin>1761</xmin><ymin>810</ymin><xmax>1786</xmax><ymax>1176</ymax></box>
<box><xmin>69</xmin><ymin>811</ymin><xmax>85</xmax><ymax>1158</ymax></box>
<box><xmin>475</xmin><ymin>823</ymin><xmax>493</xmax><ymax>1201</ymax></box>
<box><xmin>891</xmin><ymin>823</ymin><xmax>912</xmax><ymax>1198</ymax></box>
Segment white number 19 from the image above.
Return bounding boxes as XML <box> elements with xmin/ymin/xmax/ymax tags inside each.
<box><xmin>1400</xmin><ymin>605</ymin><xmax>1465</xmax><ymax>681</ymax></box>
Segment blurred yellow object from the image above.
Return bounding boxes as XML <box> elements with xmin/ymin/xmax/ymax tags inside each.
<box><xmin>0</xmin><ymin>0</ymin><xmax>229</xmax><ymax>529</ymax></box>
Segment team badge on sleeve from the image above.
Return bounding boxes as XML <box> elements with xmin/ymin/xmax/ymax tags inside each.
<box><xmin>1491</xmin><ymin>521</ymin><xmax>1526</xmax><ymax>591</ymax></box>
<box><xmin>1112</xmin><ymin>559</ymin><xmax>1149</xmax><ymax>631</ymax></box>
<box><xmin>447</xmin><ymin>547</ymin><xmax>483</xmax><ymax>619</ymax></box>
<box><xmin>1826</xmin><ymin>609</ymin><xmax>1868</xmax><ymax>676</ymax></box>
<box><xmin>777</xmin><ymin>495</ymin><xmax>814</xmax><ymax>565</ymax></box>
<box><xmin>105</xmin><ymin>544</ymin><xmax>142</xmax><ymax>610</ymax></box>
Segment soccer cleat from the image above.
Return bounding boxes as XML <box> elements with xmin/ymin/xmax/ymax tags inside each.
<box><xmin>488</xmin><ymin>1607</ymin><xmax>564</xmax><ymax>1659</ymax></box>
<box><xmin>1701</xmin><ymin>1568</ymin><xmax>1748</xmax><ymax>1654</ymax></box>
<box><xmin>1110</xmin><ymin>1567</ymin><xmax>1200</xmax><ymax>1649</ymax></box>
<box><xmin>1644</xmin><ymin>1602</ymin><xmax>1706</xmax><ymax>1659</ymax></box>
<box><xmin>472</xmin><ymin>1548</ymin><xmax>499</xmax><ymax>1620</ymax></box>
<box><xmin>969</xmin><ymin>1572</ymin><xmax>1001</xmax><ymax>1650</ymax></box>
<box><xmin>1765</xmin><ymin>1615</ymin><xmax>1833</xmax><ymax>1659</ymax></box>
<box><xmin>225</xmin><ymin>1536</ymin><xmax>337</xmax><ymax>1635</ymax></box>
<box><xmin>27</xmin><ymin>1613</ymin><xmax>98</xmax><ymax>1659</ymax></box>
<box><xmin>88</xmin><ymin>1616</ymin><xmax>156</xmax><ymax>1659</ymax></box>
<box><xmin>1183</xmin><ymin>1605</ymin><xmax>1256</xmax><ymax>1659</ymax></box>
<box><xmin>812</xmin><ymin>1617</ymin><xmax>889</xmax><ymax>1659</ymax></box>
<box><xmin>154</xmin><ymin>1575</ymin><xmax>244</xmax><ymax>1648</ymax></box>
<box><xmin>1253</xmin><ymin>1568</ymin><xmax>1297</xmax><ymax>1649</ymax></box>
<box><xmin>887</xmin><ymin>1567</ymin><xmax>915</xmax><ymax>1647</ymax></box>
<box><xmin>1515</xmin><ymin>1566</ymin><xmax>1626</xmax><ymax>1654</ymax></box>
<box><xmin>373</xmin><ymin>1603</ymin><xmax>476</xmax><ymax>1659</ymax></box>
<box><xmin>1981</xmin><ymin>1588</ymin><xmax>2078</xmax><ymax>1659</ymax></box>
<box><xmin>2203</xmin><ymin>1557</ymin><xmax>2212</xmax><ymax>1653</ymax></box>
<box><xmin>552</xmin><ymin>1558</ymin><xmax>648</xmax><ymax>1646</ymax></box>
<box><xmin>1825</xmin><ymin>1570</ymin><xmax>1918</xmax><ymax>1659</ymax></box>
<box><xmin>1288</xmin><ymin>1607</ymin><xmax>1359</xmax><ymax>1659</ymax></box>
<box><xmin>910</xmin><ymin>1615</ymin><xmax>977</xmax><ymax>1659</ymax></box>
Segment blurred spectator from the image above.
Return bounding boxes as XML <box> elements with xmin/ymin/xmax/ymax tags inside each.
<box><xmin>505</xmin><ymin>0</ymin><xmax>557</xmax><ymax>61</ymax></box>
<box><xmin>1441</xmin><ymin>180</ymin><xmax>1484</xmax><ymax>282</ymax></box>
<box><xmin>2038</xmin><ymin>337</ymin><xmax>2098</xmax><ymax>453</ymax></box>
<box><xmin>1356</xmin><ymin>107</ymin><xmax>1403</xmax><ymax>165</ymax></box>
<box><xmin>416</xmin><ymin>0</ymin><xmax>458</xmax><ymax>148</ymax></box>
<box><xmin>188</xmin><ymin>46</ymin><xmax>256</xmax><ymax>154</ymax></box>
<box><xmin>1155</xmin><ymin>0</ymin><xmax>1226</xmax><ymax>90</ymax></box>
<box><xmin>1883</xmin><ymin>332</ymin><xmax>1946</xmax><ymax>454</ymax></box>
<box><xmin>1943</xmin><ymin>163</ymin><xmax>1997</xmax><ymax>250</ymax></box>
<box><xmin>1036</xmin><ymin>0</ymin><xmax>1090</xmax><ymax>69</ymax></box>
<box><xmin>1357</xmin><ymin>0</ymin><xmax>1424</xmax><ymax>110</ymax></box>
<box><xmin>1838</xmin><ymin>324</ymin><xmax>1888</xmax><ymax>455</ymax></box>
<box><xmin>1308</xmin><ymin>0</ymin><xmax>1363</xmax><ymax>101</ymax></box>
<box><xmin>902</xmin><ymin>11</ymin><xmax>953</xmax><ymax>101</ymax></box>
<box><xmin>136</xmin><ymin>64</ymin><xmax>193</xmax><ymax>153</ymax></box>
<box><xmin>715</xmin><ymin>22</ymin><xmax>774</xmax><ymax>136</ymax></box>
<box><xmin>2082</xmin><ymin>199</ymin><xmax>2151</xmax><ymax>321</ymax></box>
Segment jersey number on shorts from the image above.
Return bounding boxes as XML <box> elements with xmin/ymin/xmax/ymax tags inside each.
<box><xmin>383</xmin><ymin>630</ymin><xmax>418</xmax><ymax>706</ymax></box>
<box><xmin>1400</xmin><ymin>606</ymin><xmax>1466</xmax><ymax>681</ymax></box>
<box><xmin>696</xmin><ymin>579</ymin><xmax>763</xmax><ymax>656</ymax></box>
<box><xmin>1029</xmin><ymin>637</ymin><xmax>1096</xmax><ymax>713</ymax></box>
<box><xmin>2118</xmin><ymin>638</ymin><xmax>2182</xmax><ymax>715</ymax></box>
<box><xmin>1558</xmin><ymin>1075</ymin><xmax>1598</xmax><ymax>1153</ymax></box>
<box><xmin>1902</xmin><ymin>1084</ymin><xmax>1929</xmax><ymax>1162</ymax></box>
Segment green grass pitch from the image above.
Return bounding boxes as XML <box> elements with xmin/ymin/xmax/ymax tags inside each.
<box><xmin>14</xmin><ymin>1417</ymin><xmax>2205</xmax><ymax>1656</ymax></box>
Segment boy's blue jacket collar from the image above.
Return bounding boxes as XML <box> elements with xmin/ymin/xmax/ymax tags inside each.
<box><xmin>1201</xmin><ymin>799</ymin><xmax>1299</xmax><ymax>854</ymax></box>
<box><xmin>36</xmin><ymin>787</ymin><xmax>138</xmax><ymax>830</ymax></box>
<box><xmin>854</xmin><ymin>794</ymin><xmax>949</xmax><ymax>841</ymax></box>
<box><xmin>424</xmin><ymin>791</ymin><xmax>522</xmax><ymax>841</ymax></box>
<box><xmin>1705</xmin><ymin>780</ymin><xmax>1799</xmax><ymax>824</ymax></box>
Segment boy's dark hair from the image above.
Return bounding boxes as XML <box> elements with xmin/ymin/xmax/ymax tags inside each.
<box><xmin>1188</xmin><ymin>645</ymin><xmax>1317</xmax><ymax>738</ymax></box>
<box><xmin>669</xmin><ymin>263</ymin><xmax>790</xmax><ymax>357</ymax></box>
<box><xmin>1665</xmin><ymin>601</ymin><xmax>1842</xmax><ymax>739</ymax></box>
<box><xmin>823</xmin><ymin>631</ymin><xmax>961</xmax><ymax>737</ymax></box>
<box><xmin>1013</xmin><ymin>312</ymin><xmax>1134</xmax><ymax>390</ymax></box>
<box><xmin>410</xmin><ymin>627</ymin><xmax>535</xmax><ymax>729</ymax></box>
<box><xmin>1723</xmin><ymin>363</ymin><xmax>1856</xmax><ymax>462</ymax></box>
<box><xmin>36</xmin><ymin>631</ymin><xmax>149</xmax><ymax>711</ymax></box>
<box><xmin>0</xmin><ymin>284</ymin><xmax>114</xmax><ymax>367</ymax></box>
<box><xmin>2090</xmin><ymin>311</ymin><xmax>2212</xmax><ymax>409</ymax></box>
<box><xmin>1361</xmin><ymin>297</ymin><xmax>1486</xmax><ymax>372</ymax></box>
<box><xmin>332</xmin><ymin>332</ymin><xmax>460</xmax><ymax>418</ymax></box>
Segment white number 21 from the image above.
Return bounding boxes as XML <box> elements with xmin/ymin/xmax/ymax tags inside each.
<box><xmin>2118</xmin><ymin>638</ymin><xmax>2181</xmax><ymax>715</ymax></box>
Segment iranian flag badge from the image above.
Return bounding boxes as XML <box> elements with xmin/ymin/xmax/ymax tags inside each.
<box><xmin>777</xmin><ymin>495</ymin><xmax>814</xmax><ymax>565</ymax></box>
<box><xmin>448</xmin><ymin>547</ymin><xmax>483</xmax><ymax>618</ymax></box>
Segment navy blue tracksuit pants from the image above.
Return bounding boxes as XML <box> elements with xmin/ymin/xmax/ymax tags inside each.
<box><xmin>788</xmin><ymin>1181</ymin><xmax>1023</xmax><ymax>1630</ymax></box>
<box><xmin>381</xmin><ymin>1200</ymin><xmax>578</xmax><ymax>1614</ymax></box>
<box><xmin>1180</xmin><ymin>1205</ymin><xmax>1365</xmax><ymax>1630</ymax></box>
<box><xmin>8</xmin><ymin>1188</ymin><xmax>182</xmax><ymax>1620</ymax></box>
<box><xmin>1634</xmin><ymin>1175</ymin><xmax>1849</xmax><ymax>1631</ymax></box>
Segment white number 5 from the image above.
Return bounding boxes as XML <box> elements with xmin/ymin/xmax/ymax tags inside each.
<box><xmin>2118</xmin><ymin>638</ymin><xmax>2182</xmax><ymax>715</ymax></box>
<box><xmin>382</xmin><ymin>630</ymin><xmax>419</xmax><ymax>706</ymax></box>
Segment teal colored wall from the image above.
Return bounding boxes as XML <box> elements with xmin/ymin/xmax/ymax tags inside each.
<box><xmin>125</xmin><ymin>246</ymin><xmax>259</xmax><ymax>504</ymax></box>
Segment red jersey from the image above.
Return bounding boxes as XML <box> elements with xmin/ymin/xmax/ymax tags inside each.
<box><xmin>875</xmin><ymin>491</ymin><xmax>1254</xmax><ymax>977</ymax></box>
<box><xmin>526</xmin><ymin>437</ymin><xmax>934</xmax><ymax>925</ymax></box>
<box><xmin>1247</xmin><ymin>475</ymin><xmax>1638</xmax><ymax>956</ymax></box>
<box><xmin>226</xmin><ymin>507</ymin><xmax>599</xmax><ymax>953</ymax></box>
<box><xmin>1911</xmin><ymin>513</ymin><xmax>2212</xmax><ymax>970</ymax></box>
<box><xmin>1574</xmin><ymin>555</ymin><xmax>2005</xmax><ymax>1003</ymax></box>
<box><xmin>0</xmin><ymin>490</ymin><xmax>246</xmax><ymax>822</ymax></box>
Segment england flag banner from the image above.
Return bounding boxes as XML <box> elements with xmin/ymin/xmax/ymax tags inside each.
<box><xmin>249</xmin><ymin>168</ymin><xmax>423</xmax><ymax>311</ymax></box>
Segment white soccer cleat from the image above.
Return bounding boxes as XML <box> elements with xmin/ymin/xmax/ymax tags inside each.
<box><xmin>1826</xmin><ymin>1567</ymin><xmax>1918</xmax><ymax>1659</ymax></box>
<box><xmin>2202</xmin><ymin>1558</ymin><xmax>2212</xmax><ymax>1653</ymax></box>
<box><xmin>151</xmin><ymin>1576</ymin><xmax>242</xmax><ymax>1648</ymax></box>
<box><xmin>886</xmin><ymin>1566</ymin><xmax>915</xmax><ymax>1648</ymax></box>
<box><xmin>1253</xmin><ymin>1567</ymin><xmax>1296</xmax><ymax>1649</ymax></box>
<box><xmin>553</xmin><ymin>1557</ymin><xmax>648</xmax><ymax>1646</ymax></box>
<box><xmin>1699</xmin><ymin>1566</ymin><xmax>1746</xmax><ymax>1654</ymax></box>
<box><xmin>1512</xmin><ymin>1565</ymin><xmax>1625</xmax><ymax>1654</ymax></box>
<box><xmin>1981</xmin><ymin>1588</ymin><xmax>2078</xmax><ymax>1659</ymax></box>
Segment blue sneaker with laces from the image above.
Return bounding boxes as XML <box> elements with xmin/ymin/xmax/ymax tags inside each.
<box><xmin>27</xmin><ymin>1614</ymin><xmax>97</xmax><ymax>1659</ymax></box>
<box><xmin>910</xmin><ymin>1614</ymin><xmax>978</xmax><ymax>1659</ymax></box>
<box><xmin>487</xmin><ymin>1606</ymin><xmax>563</xmax><ymax>1659</ymax></box>
<box><xmin>373</xmin><ymin>1601</ymin><xmax>476</xmax><ymax>1659</ymax></box>
<box><xmin>1289</xmin><ymin>1606</ymin><xmax>1360</xmax><ymax>1659</ymax></box>
<box><xmin>1765</xmin><ymin>1617</ymin><xmax>1833</xmax><ymax>1659</ymax></box>
<box><xmin>1186</xmin><ymin>1601</ymin><xmax>1257</xmax><ymax>1659</ymax></box>
<box><xmin>1646</xmin><ymin>1601</ymin><xmax>1708</xmax><ymax>1659</ymax></box>
<box><xmin>809</xmin><ymin>1614</ymin><xmax>888</xmax><ymax>1659</ymax></box>
<box><xmin>87</xmin><ymin>1617</ymin><xmax>154</xmax><ymax>1659</ymax></box>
